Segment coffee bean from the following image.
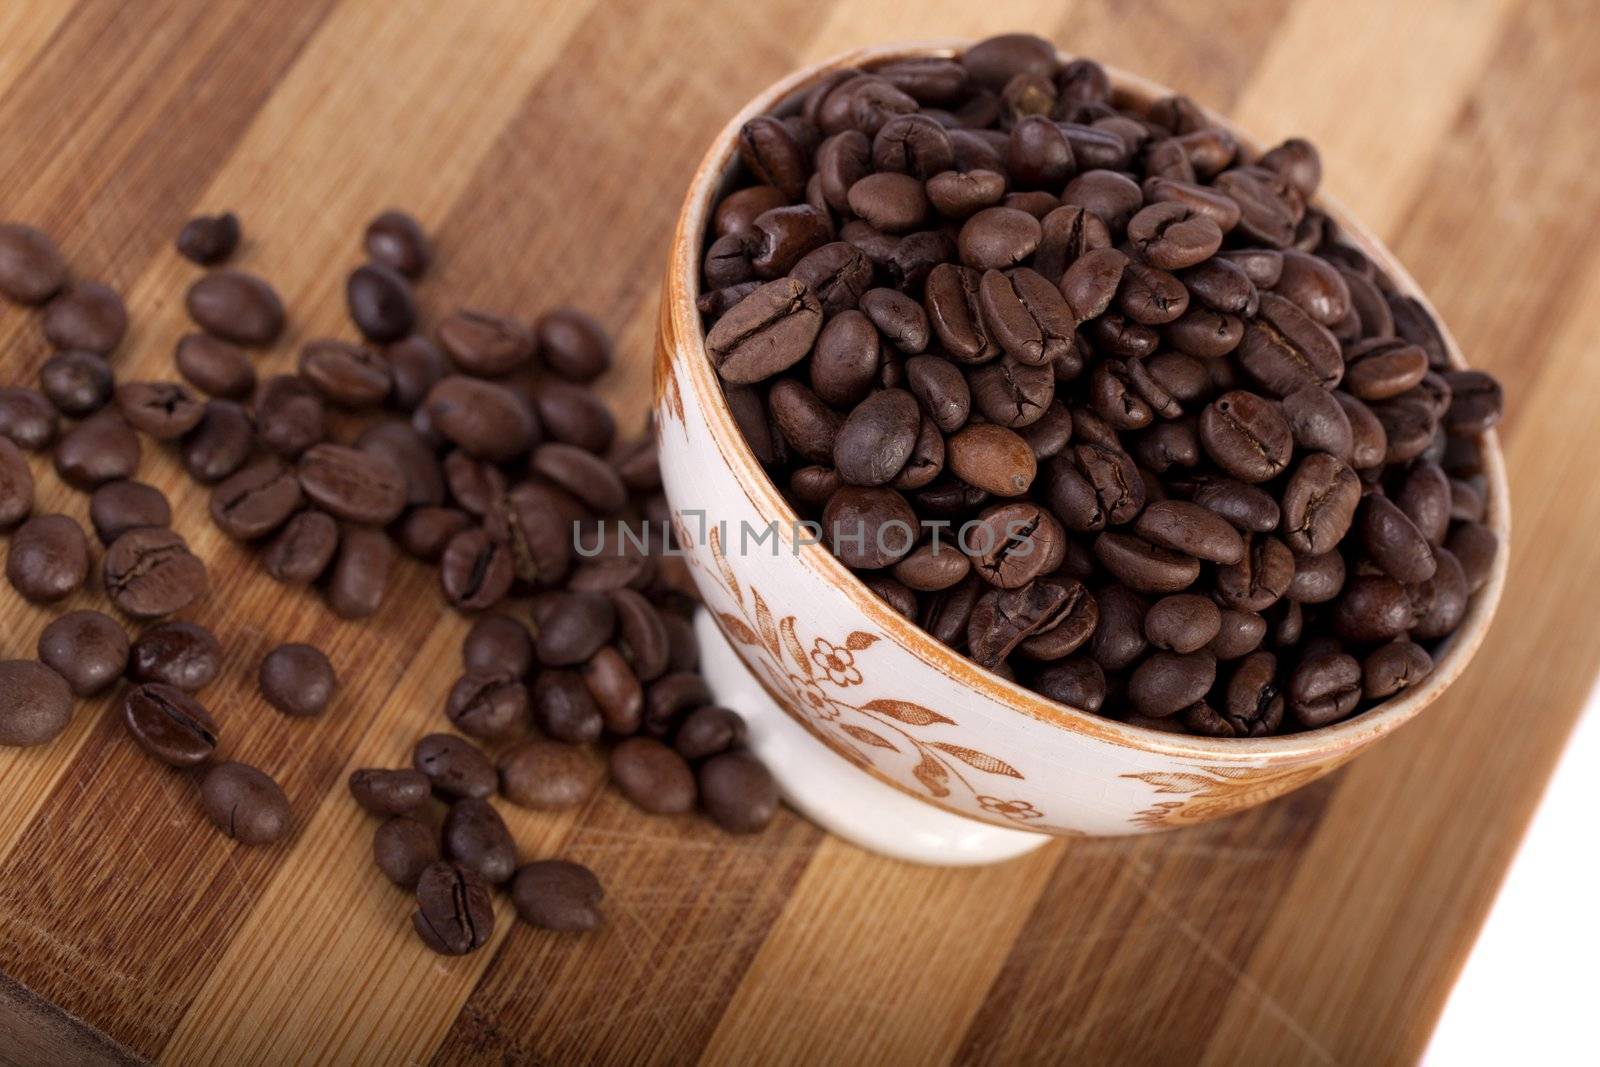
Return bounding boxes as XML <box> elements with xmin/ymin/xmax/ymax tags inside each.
<box><xmin>295</xmin><ymin>443</ymin><xmax>408</xmax><ymax>526</ymax></box>
<box><xmin>1129</xmin><ymin>650</ymin><xmax>1216</xmax><ymax>718</ymax></box>
<box><xmin>129</xmin><ymin>621</ymin><xmax>220</xmax><ymax>691</ymax></box>
<box><xmin>294</xmin><ymin>340</ymin><xmax>390</xmax><ymax>409</ymax></box>
<box><xmin>1006</xmin><ymin>116</ymin><xmax>1074</xmax><ymax>188</ymax></box>
<box><xmin>57</xmin><ymin>413</ymin><xmax>139</xmax><ymax>496</ymax></box>
<box><xmin>1093</xmin><ymin>531</ymin><xmax>1199</xmax><ymax>594</ymax></box>
<box><xmin>959</xmin><ymin>207</ymin><xmax>1041</xmax><ymax>270</ymax></box>
<box><xmin>1334</xmin><ymin>574</ymin><xmax>1413</xmax><ymax>644</ymax></box>
<box><xmin>249</xmin><ymin>374</ymin><xmax>323</xmax><ymax>458</ymax></box>
<box><xmin>350</xmin><ymin>768</ymin><xmax>431</xmax><ymax>816</ymax></box>
<box><xmin>39</xmin><ymin>350</ymin><xmax>114</xmax><ymax>417</ymax></box>
<box><xmin>1443</xmin><ymin>370</ymin><xmax>1504</xmax><ymax>435</ymax></box>
<box><xmin>1288</xmin><ymin>650</ymin><xmax>1361</xmax><ymax>727</ymax></box>
<box><xmin>1144</xmin><ymin>594</ymin><xmax>1222</xmax><ymax>653</ymax></box>
<box><xmin>374</xmin><ymin>817</ymin><xmax>439</xmax><ymax>889</ymax></box>
<box><xmin>1214</xmin><ymin>534</ymin><xmax>1294</xmax><ymax>612</ymax></box>
<box><xmin>822</xmin><ymin>485</ymin><xmax>919</xmax><ymax>568</ymax></box>
<box><xmin>201</xmin><ymin>762</ymin><xmax>290</xmax><ymax>845</ymax></box>
<box><xmin>7</xmin><ymin>514</ymin><xmax>88</xmax><ymax>603</ymax></box>
<box><xmin>174</xmin><ymin>332</ymin><xmax>256</xmax><ymax>401</ymax></box>
<box><xmin>581</xmin><ymin>646</ymin><xmax>642</xmax><ymax>734</ymax></box>
<box><xmin>699</xmin><ymin>750</ymin><xmax>778</xmax><ymax>834</ymax></box>
<box><xmin>122</xmin><ymin>683</ymin><xmax>217</xmax><ymax>766</ymax></box>
<box><xmin>0</xmin><ymin>661</ymin><xmax>73</xmax><ymax>747</ymax></box>
<box><xmin>512</xmin><ymin>860</ymin><xmax>605</xmax><ymax>933</ymax></box>
<box><xmin>965</xmin><ymin>501</ymin><xmax>1064</xmax><ymax>589</ymax></box>
<box><xmin>172</xmin><ymin>401</ymin><xmax>248</xmax><ymax>485</ymax></box>
<box><xmin>434</xmin><ymin>309</ymin><xmax>532</xmax><ymax>378</ymax></box>
<box><xmin>531</xmin><ymin>670</ymin><xmax>603</xmax><ymax>745</ymax></box>
<box><xmin>1360</xmin><ymin>494</ymin><xmax>1437</xmax><ymax>584</ymax></box>
<box><xmin>834</xmin><ymin>389</ymin><xmax>920</xmax><ymax>486</ymax></box>
<box><xmin>1344</xmin><ymin>338</ymin><xmax>1428</xmax><ymax>401</ymax></box>
<box><xmin>610</xmin><ymin>737</ymin><xmax>697</xmax><ymax>814</ymax></box>
<box><xmin>532</xmin><ymin>381</ymin><xmax>616</xmax><ymax>456</ymax></box>
<box><xmin>211</xmin><ymin>459</ymin><xmax>303</xmax><ymax>540</ymax></box>
<box><xmin>382</xmin><ymin>335</ymin><xmax>447</xmax><ymax>411</ymax></box>
<box><xmin>325</xmin><ymin>524</ymin><xmax>392</xmax><ymax>619</ymax></box>
<box><xmin>1134</xmin><ymin>499</ymin><xmax>1245</xmax><ymax>565</ymax></box>
<box><xmin>186</xmin><ymin>270</ymin><xmax>284</xmax><ymax>346</ymax></box>
<box><xmin>176</xmin><ymin>212</ymin><xmax>240</xmax><ymax>265</ymax></box>
<box><xmin>1199</xmin><ymin>391</ymin><xmax>1292</xmax><ymax>483</ymax></box>
<box><xmin>423</xmin><ymin>376</ymin><xmax>538</xmax><ymax>463</ymax></box>
<box><xmin>413</xmin><ymin>733</ymin><xmax>496</xmax><ymax>800</ymax></box>
<box><xmin>103</xmin><ymin>526</ymin><xmax>207</xmax><ymax>619</ymax></box>
<box><xmin>442</xmin><ymin>796</ymin><xmax>515</xmax><ymax>885</ymax></box>
<box><xmin>0</xmin><ymin>387</ymin><xmax>58</xmax><ymax>451</ymax></box>
<box><xmin>1363</xmin><ymin>639</ymin><xmax>1433</xmax><ymax>700</ymax></box>
<box><xmin>259</xmin><ymin>644</ymin><xmax>336</xmax><ymax>718</ymax></box>
<box><xmin>43</xmin><ymin>282</ymin><xmax>127</xmax><ymax>354</ymax></box>
<box><xmin>1034</xmin><ymin>656</ymin><xmax>1107</xmax><ymax>712</ymax></box>
<box><xmin>848</xmin><ymin>172</ymin><xmax>929</xmax><ymax>233</ymax></box>
<box><xmin>457</xmin><ymin>615</ymin><xmax>531</xmax><ymax>678</ymax></box>
<box><xmin>1281</xmin><ymin>453</ymin><xmax>1361</xmax><ymax>555</ymax></box>
<box><xmin>412</xmin><ymin>862</ymin><xmax>493</xmax><ymax>956</ymax></box>
<box><xmin>0</xmin><ymin>438</ymin><xmax>34</xmax><ymax>530</ymax></box>
<box><xmin>0</xmin><ymin>223</ymin><xmax>66</xmax><ymax>303</ymax></box>
<box><xmin>38</xmin><ymin>611</ymin><xmax>127</xmax><ymax>697</ymax></box>
<box><xmin>363</xmin><ymin>210</ymin><xmax>430</xmax><ymax>278</ymax></box>
<box><xmin>347</xmin><ymin>263</ymin><xmax>416</xmax><ymax>343</ymax></box>
<box><xmin>967</xmin><ymin>579</ymin><xmax>1083</xmax><ymax>666</ymax></box>
<box><xmin>706</xmin><ymin>279</ymin><xmax>824</xmax><ymax>384</ymax></box>
<box><xmin>498</xmin><ymin>739</ymin><xmax>604</xmax><ymax>811</ymax></box>
<box><xmin>441</xmin><ymin>670</ymin><xmax>525</xmax><ymax>741</ymax></box>
<box><xmin>947</xmin><ymin>423</ymin><xmax>1036</xmax><ymax>497</ymax></box>
<box><xmin>257</xmin><ymin>509</ymin><xmax>336</xmax><ymax>585</ymax></box>
<box><xmin>1288</xmin><ymin>549</ymin><xmax>1346</xmax><ymax>604</ymax></box>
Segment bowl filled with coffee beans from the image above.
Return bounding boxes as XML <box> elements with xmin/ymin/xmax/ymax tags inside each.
<box><xmin>654</xmin><ymin>35</ymin><xmax>1509</xmax><ymax>862</ymax></box>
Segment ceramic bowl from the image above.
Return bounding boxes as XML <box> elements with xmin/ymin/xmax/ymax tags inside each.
<box><xmin>653</xmin><ymin>42</ymin><xmax>1510</xmax><ymax>864</ymax></box>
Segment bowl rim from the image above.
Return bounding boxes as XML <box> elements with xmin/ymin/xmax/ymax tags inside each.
<box><xmin>660</xmin><ymin>39</ymin><xmax>1511</xmax><ymax>764</ymax></box>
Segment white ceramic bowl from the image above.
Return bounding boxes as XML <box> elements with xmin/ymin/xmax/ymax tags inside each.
<box><xmin>653</xmin><ymin>42</ymin><xmax>1510</xmax><ymax>864</ymax></box>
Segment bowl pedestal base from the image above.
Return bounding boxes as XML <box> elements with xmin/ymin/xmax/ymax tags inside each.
<box><xmin>694</xmin><ymin>611</ymin><xmax>1052</xmax><ymax>867</ymax></box>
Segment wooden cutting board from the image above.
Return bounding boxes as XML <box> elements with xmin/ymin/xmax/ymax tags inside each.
<box><xmin>1</xmin><ymin>1</ymin><xmax>1594</xmax><ymax>1063</ymax></box>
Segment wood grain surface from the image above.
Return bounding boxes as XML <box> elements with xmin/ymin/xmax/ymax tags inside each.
<box><xmin>1</xmin><ymin>1</ymin><xmax>1594</xmax><ymax>1063</ymax></box>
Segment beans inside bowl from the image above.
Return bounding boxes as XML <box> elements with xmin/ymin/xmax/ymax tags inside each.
<box><xmin>695</xmin><ymin>32</ymin><xmax>1504</xmax><ymax>738</ymax></box>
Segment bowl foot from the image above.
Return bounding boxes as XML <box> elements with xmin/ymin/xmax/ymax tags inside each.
<box><xmin>693</xmin><ymin>610</ymin><xmax>1052</xmax><ymax>867</ymax></box>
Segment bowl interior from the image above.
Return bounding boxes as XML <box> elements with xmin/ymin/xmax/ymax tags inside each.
<box><xmin>663</xmin><ymin>41</ymin><xmax>1511</xmax><ymax>762</ymax></box>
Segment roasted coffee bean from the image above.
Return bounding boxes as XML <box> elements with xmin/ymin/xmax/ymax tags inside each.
<box><xmin>201</xmin><ymin>762</ymin><xmax>290</xmax><ymax>845</ymax></box>
<box><xmin>1409</xmin><ymin>548</ymin><xmax>1469</xmax><ymax>641</ymax></box>
<box><xmin>1344</xmin><ymin>338</ymin><xmax>1428</xmax><ymax>401</ymax></box>
<box><xmin>384</xmin><ymin>335</ymin><xmax>448</xmax><ymax>411</ymax></box>
<box><xmin>499</xmin><ymin>739</ymin><xmax>604</xmax><ymax>811</ymax></box>
<box><xmin>1210</xmin><ymin>608</ymin><xmax>1267</xmax><ymax>661</ymax></box>
<box><xmin>103</xmin><ymin>526</ymin><xmax>207</xmax><ymax>619</ymax></box>
<box><xmin>176</xmin><ymin>212</ymin><xmax>240</xmax><ymax>265</ymax></box>
<box><xmin>412</xmin><ymin>862</ymin><xmax>493</xmax><ymax>956</ymax></box>
<box><xmin>533</xmin><ymin>445</ymin><xmax>627</xmax><ymax>514</ymax></box>
<box><xmin>0</xmin><ymin>661</ymin><xmax>73</xmax><ymax>747</ymax></box>
<box><xmin>1448</xmin><ymin>520</ymin><xmax>1499</xmax><ymax>594</ymax></box>
<box><xmin>38</xmin><ymin>611</ymin><xmax>127</xmax><ymax>697</ymax></box>
<box><xmin>1281</xmin><ymin>453</ymin><xmax>1361</xmax><ymax>555</ymax></box>
<box><xmin>462</xmin><ymin>613</ymin><xmax>534</xmax><ymax>677</ymax></box>
<box><xmin>374</xmin><ymin>817</ymin><xmax>439</xmax><ymax>889</ymax></box>
<box><xmin>414</xmin><ymin>733</ymin><xmax>496</xmax><ymax>800</ymax></box>
<box><xmin>363</xmin><ymin>210</ymin><xmax>430</xmax><ymax>278</ymax></box>
<box><xmin>671</xmin><ymin>706</ymin><xmax>746</xmax><ymax>763</ymax></box>
<box><xmin>129</xmin><ymin>622</ymin><xmax>220</xmax><ymax>692</ymax></box>
<box><xmin>423</xmin><ymin>376</ymin><xmax>538</xmax><ymax>462</ymax></box>
<box><xmin>848</xmin><ymin>172</ymin><xmax>929</xmax><ymax>233</ymax></box>
<box><xmin>261</xmin><ymin>510</ymin><xmax>338</xmax><ymax>585</ymax></box>
<box><xmin>892</xmin><ymin>540</ymin><xmax>971</xmax><ymax>591</ymax></box>
<box><xmin>906</xmin><ymin>354</ymin><xmax>971</xmax><ymax>433</ymax></box>
<box><xmin>1093</xmin><ymin>531</ymin><xmax>1199</xmax><ymax>594</ymax></box>
<box><xmin>347</xmin><ymin>263</ymin><xmax>416</xmax><ymax>343</ymax></box>
<box><xmin>1288</xmin><ymin>650</ymin><xmax>1361</xmax><ymax>727</ymax></box>
<box><xmin>1396</xmin><ymin>461</ymin><xmax>1452</xmax><ymax>546</ymax></box>
<box><xmin>297</xmin><ymin>443</ymin><xmax>407</xmax><ymax>526</ymax></box>
<box><xmin>808</xmin><ymin>311</ymin><xmax>880</xmax><ymax>409</ymax></box>
<box><xmin>642</xmin><ymin>673</ymin><xmax>712</xmax><ymax>740</ymax></box>
<box><xmin>437</xmin><ymin>309</ymin><xmax>534</xmax><ymax>377</ymax></box>
<box><xmin>1183</xmin><ymin>477</ymin><xmax>1280</xmax><ymax>533</ymax></box>
<box><xmin>967</xmin><ymin>579</ymin><xmax>1084</xmax><ymax>667</ymax></box>
<box><xmin>699</xmin><ymin>750</ymin><xmax>779</xmax><ymax>834</ymax></box>
<box><xmin>442</xmin><ymin>797</ymin><xmax>515</xmax><ymax>884</ymax></box>
<box><xmin>122</xmin><ymin>683</ymin><xmax>217</xmax><ymax>766</ymax></box>
<box><xmin>1144</xmin><ymin>594</ymin><xmax>1222</xmax><ymax>653</ymax></box>
<box><xmin>1006</xmin><ymin>117</ymin><xmax>1074</xmax><ymax>189</ymax></box>
<box><xmin>535</xmin><ymin>591</ymin><xmax>616</xmax><ymax>667</ymax></box>
<box><xmin>1237</xmin><ymin>293</ymin><xmax>1342</xmax><ymax>397</ymax></box>
<box><xmin>533</xmin><ymin>380</ymin><xmax>617</xmax><ymax>455</ymax></box>
<box><xmin>211</xmin><ymin>459</ymin><xmax>302</xmax><ymax>540</ymax></box>
<box><xmin>40</xmin><ymin>350</ymin><xmax>114</xmax><ymax>417</ymax></box>
<box><xmin>1360</xmin><ymin>494</ymin><xmax>1437</xmax><ymax>584</ymax></box>
<box><xmin>531</xmin><ymin>670</ymin><xmax>603</xmax><ymax>745</ymax></box>
<box><xmin>397</xmin><ymin>507</ymin><xmax>472</xmax><ymax>562</ymax></box>
<box><xmin>444</xmin><ymin>670</ymin><xmax>527</xmax><ymax>741</ymax></box>
<box><xmin>355</xmin><ymin>421</ymin><xmax>444</xmax><ymax>509</ymax></box>
<box><xmin>7</xmin><ymin>514</ymin><xmax>88</xmax><ymax>603</ymax></box>
<box><xmin>718</xmin><ymin>186</ymin><xmax>791</xmax><ymax>238</ymax></box>
<box><xmin>1062</xmin><ymin>247</ymin><xmax>1132</xmax><ymax>325</ymax></box>
<box><xmin>260</xmin><ymin>644</ymin><xmax>337</xmax><ymax>718</ymax></box>
<box><xmin>254</xmin><ymin>375</ymin><xmax>325</xmax><ymax>457</ymax></box>
<box><xmin>1363</xmin><ymin>639</ymin><xmax>1432</xmax><ymax>700</ymax></box>
<box><xmin>749</xmin><ymin>205</ymin><xmax>832</xmax><ymax>277</ymax></box>
<box><xmin>0</xmin><ymin>387</ymin><xmax>59</xmax><ymax>450</ymax></box>
<box><xmin>1214</xmin><ymin>535</ymin><xmax>1294</xmax><ymax>612</ymax></box>
<box><xmin>512</xmin><ymin>860</ymin><xmax>605</xmax><ymax>933</ymax></box>
<box><xmin>924</xmin><ymin>263</ymin><xmax>999</xmax><ymax>363</ymax></box>
<box><xmin>835</xmin><ymin>389</ymin><xmax>920</xmax><ymax>486</ymax></box>
<box><xmin>1015</xmin><ymin>578</ymin><xmax>1099</xmax><ymax>660</ymax></box>
<box><xmin>55</xmin><ymin>414</ymin><xmax>138</xmax><ymax>496</ymax></box>
<box><xmin>610</xmin><ymin>737</ymin><xmax>697</xmax><ymax>814</ymax></box>
<box><xmin>187</xmin><ymin>270</ymin><xmax>284</xmax><ymax>346</ymax></box>
<box><xmin>610</xmin><ymin>588</ymin><xmax>671</xmax><ymax>683</ymax></box>
<box><xmin>175</xmin><ymin>333</ymin><xmax>255</xmax><ymax>400</ymax></box>
<box><xmin>971</xmin><ymin>354</ymin><xmax>1055</xmax><ymax>428</ymax></box>
<box><xmin>183</xmin><ymin>403</ymin><xmax>255</xmax><ymax>490</ymax></box>
<box><xmin>1134</xmin><ymin>500</ymin><xmax>1245</xmax><ymax>565</ymax></box>
<box><xmin>43</xmin><ymin>282</ymin><xmax>127</xmax><ymax>354</ymax></box>
<box><xmin>948</xmin><ymin>423</ymin><xmax>1036</xmax><ymax>497</ymax></box>
<box><xmin>1288</xmin><ymin>549</ymin><xmax>1346</xmax><ymax>604</ymax></box>
<box><xmin>583</xmin><ymin>646</ymin><xmax>644</xmax><ymax>734</ymax></box>
<box><xmin>1199</xmin><ymin>391</ymin><xmax>1292</xmax><ymax>483</ymax></box>
<box><xmin>1443</xmin><ymin>370</ymin><xmax>1504</xmax><ymax>435</ymax></box>
<box><xmin>1334</xmin><ymin>574</ymin><xmax>1413</xmax><ymax>643</ymax></box>
<box><xmin>114</xmin><ymin>381</ymin><xmax>203</xmax><ymax>441</ymax></box>
<box><xmin>821</xmin><ymin>485</ymin><xmax>919</xmax><ymax>568</ymax></box>
<box><xmin>298</xmin><ymin>340</ymin><xmax>391</xmax><ymax>408</ymax></box>
<box><xmin>350</xmin><ymin>768</ymin><xmax>431</xmax><ymax>816</ymax></box>
<box><xmin>0</xmin><ymin>223</ymin><xmax>66</xmax><ymax>303</ymax></box>
<box><xmin>965</xmin><ymin>502</ymin><xmax>1064</xmax><ymax>588</ymax></box>
<box><xmin>1034</xmin><ymin>657</ymin><xmax>1107</xmax><ymax>712</ymax></box>
<box><xmin>958</xmin><ymin>207</ymin><xmax>1041</xmax><ymax>270</ymax></box>
<box><xmin>1129</xmin><ymin>650</ymin><xmax>1216</xmax><ymax>718</ymax></box>
<box><xmin>0</xmin><ymin>440</ymin><xmax>36</xmax><ymax>520</ymax></box>
<box><xmin>325</xmin><ymin>524</ymin><xmax>392</xmax><ymax>619</ymax></box>
<box><xmin>1279</xmin><ymin>384</ymin><xmax>1353</xmax><ymax>461</ymax></box>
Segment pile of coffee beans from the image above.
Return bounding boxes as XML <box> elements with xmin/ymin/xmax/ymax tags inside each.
<box><xmin>698</xmin><ymin>33</ymin><xmax>1504</xmax><ymax>736</ymax></box>
<box><xmin>4</xmin><ymin>203</ymin><xmax>778</xmax><ymax>957</ymax></box>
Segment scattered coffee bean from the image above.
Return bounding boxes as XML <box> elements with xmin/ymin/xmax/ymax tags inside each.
<box><xmin>104</xmin><ymin>526</ymin><xmax>208</xmax><ymax>619</ymax></box>
<box><xmin>44</xmin><ymin>282</ymin><xmax>127</xmax><ymax>354</ymax></box>
<box><xmin>347</xmin><ymin>263</ymin><xmax>416</xmax><ymax>343</ymax></box>
<box><xmin>412</xmin><ymin>862</ymin><xmax>493</xmax><ymax>956</ymax></box>
<box><xmin>0</xmin><ymin>661</ymin><xmax>74</xmax><ymax>746</ymax></box>
<box><xmin>122</xmin><ymin>683</ymin><xmax>218</xmax><ymax>766</ymax></box>
<box><xmin>511</xmin><ymin>860</ymin><xmax>604</xmax><ymax>933</ymax></box>
<box><xmin>0</xmin><ymin>438</ymin><xmax>35</xmax><ymax>529</ymax></box>
<box><xmin>200</xmin><ymin>761</ymin><xmax>290</xmax><ymax>845</ymax></box>
<box><xmin>7</xmin><ymin>513</ymin><xmax>89</xmax><ymax>603</ymax></box>
<box><xmin>0</xmin><ymin>223</ymin><xmax>67</xmax><ymax>303</ymax></box>
<box><xmin>442</xmin><ymin>796</ymin><xmax>516</xmax><ymax>884</ymax></box>
<box><xmin>186</xmin><ymin>270</ymin><xmax>285</xmax><ymax>346</ymax></box>
<box><xmin>698</xmin><ymin>750</ymin><xmax>779</xmax><ymax>834</ymax></box>
<box><xmin>499</xmin><ymin>739</ymin><xmax>605</xmax><ymax>811</ymax></box>
<box><xmin>176</xmin><ymin>212</ymin><xmax>241</xmax><ymax>266</ymax></box>
<box><xmin>374</xmin><ymin>817</ymin><xmax>438</xmax><ymax>888</ymax></box>
<box><xmin>0</xmin><ymin>387</ymin><xmax>59</xmax><ymax>450</ymax></box>
<box><xmin>413</xmin><ymin>733</ymin><xmax>496</xmax><ymax>800</ymax></box>
<box><xmin>38</xmin><ymin>610</ymin><xmax>128</xmax><ymax>697</ymax></box>
<box><xmin>349</xmin><ymin>769</ymin><xmax>431</xmax><ymax>817</ymax></box>
<box><xmin>324</xmin><ymin>524</ymin><xmax>392</xmax><ymax>619</ymax></box>
<box><xmin>259</xmin><ymin>644</ymin><xmax>337</xmax><ymax>717</ymax></box>
<box><xmin>89</xmin><ymin>480</ymin><xmax>170</xmax><ymax>545</ymax></box>
<box><xmin>262</xmin><ymin>509</ymin><xmax>339</xmax><ymax>584</ymax></box>
<box><xmin>363</xmin><ymin>210</ymin><xmax>430</xmax><ymax>278</ymax></box>
<box><xmin>128</xmin><ymin>621</ymin><xmax>221</xmax><ymax>692</ymax></box>
<box><xmin>54</xmin><ymin>410</ymin><xmax>141</xmax><ymax>488</ymax></box>
<box><xmin>610</xmin><ymin>737</ymin><xmax>696</xmax><ymax>814</ymax></box>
